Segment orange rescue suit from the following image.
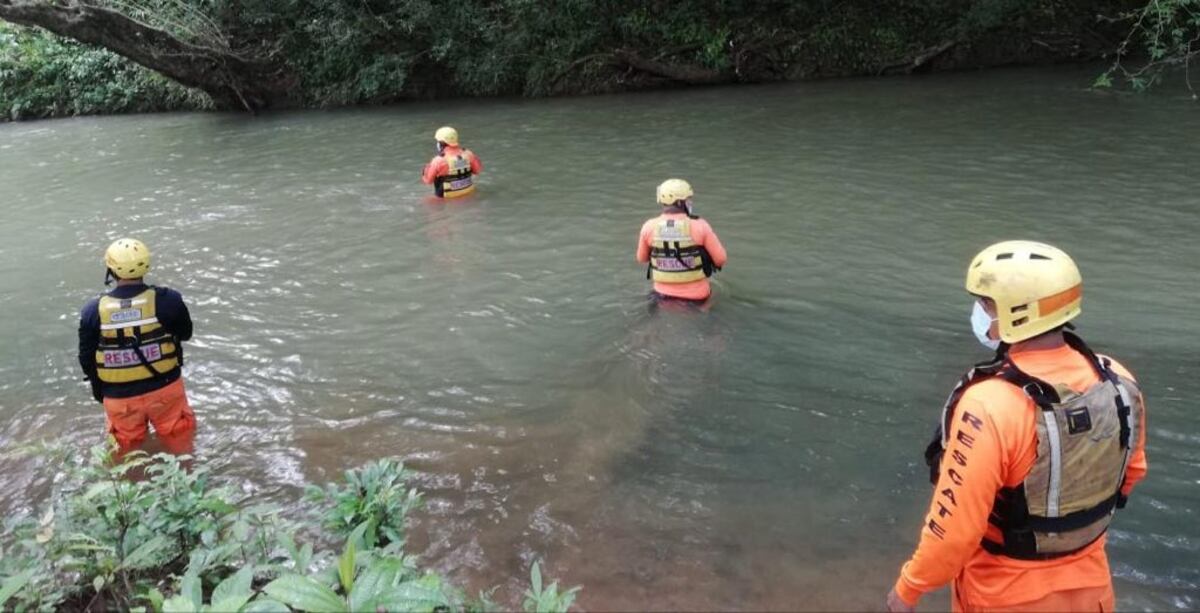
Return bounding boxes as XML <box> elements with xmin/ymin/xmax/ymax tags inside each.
<box><xmin>895</xmin><ymin>341</ymin><xmax>1148</xmax><ymax>611</ymax></box>
<box><xmin>422</xmin><ymin>145</ymin><xmax>482</xmax><ymax>198</ymax></box>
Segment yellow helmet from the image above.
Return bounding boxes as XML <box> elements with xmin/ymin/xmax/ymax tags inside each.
<box><xmin>105</xmin><ymin>238</ymin><xmax>151</xmax><ymax>280</ymax></box>
<box><xmin>965</xmin><ymin>240</ymin><xmax>1082</xmax><ymax>344</ymax></box>
<box><xmin>434</xmin><ymin>126</ymin><xmax>459</xmax><ymax>146</ymax></box>
<box><xmin>656</xmin><ymin>178</ymin><xmax>693</xmax><ymax>206</ymax></box>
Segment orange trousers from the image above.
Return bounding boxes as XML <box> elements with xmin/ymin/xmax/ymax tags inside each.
<box><xmin>103</xmin><ymin>379</ymin><xmax>195</xmax><ymax>455</ymax></box>
<box><xmin>953</xmin><ymin>583</ymin><xmax>1115</xmax><ymax>612</ymax></box>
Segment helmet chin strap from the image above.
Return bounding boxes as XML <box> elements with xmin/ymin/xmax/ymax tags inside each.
<box><xmin>104</xmin><ymin>268</ymin><xmax>115</xmax><ymax>287</ymax></box>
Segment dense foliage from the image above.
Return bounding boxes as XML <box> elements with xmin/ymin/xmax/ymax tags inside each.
<box><xmin>0</xmin><ymin>0</ymin><xmax>1137</xmax><ymax>119</ymax></box>
<box><xmin>1095</xmin><ymin>0</ymin><xmax>1200</xmax><ymax>95</ymax></box>
<box><xmin>0</xmin><ymin>444</ymin><xmax>579</xmax><ymax>612</ymax></box>
<box><xmin>0</xmin><ymin>22</ymin><xmax>210</xmax><ymax>121</ymax></box>
<box><xmin>1</xmin><ymin>0</ymin><xmax>1194</xmax><ymax>120</ymax></box>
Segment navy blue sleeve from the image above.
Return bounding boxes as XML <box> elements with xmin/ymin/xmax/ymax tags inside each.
<box><xmin>78</xmin><ymin>298</ymin><xmax>100</xmax><ymax>379</ymax></box>
<box><xmin>155</xmin><ymin>287</ymin><xmax>193</xmax><ymax>341</ymax></box>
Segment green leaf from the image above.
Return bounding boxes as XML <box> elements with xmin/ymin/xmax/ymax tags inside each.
<box><xmin>144</xmin><ymin>587</ymin><xmax>166</xmax><ymax>613</ymax></box>
<box><xmin>242</xmin><ymin>598</ymin><xmax>291</xmax><ymax>613</ymax></box>
<box><xmin>209</xmin><ymin>593</ymin><xmax>254</xmax><ymax>613</ymax></box>
<box><xmin>162</xmin><ymin>595</ymin><xmax>197</xmax><ymax>613</ymax></box>
<box><xmin>212</xmin><ymin>566</ymin><xmax>254</xmax><ymax>607</ymax></box>
<box><xmin>93</xmin><ymin>575</ymin><xmax>106</xmax><ymax>593</ymax></box>
<box><xmin>530</xmin><ymin>561</ymin><xmax>542</xmax><ymax>595</ymax></box>
<box><xmin>0</xmin><ymin>570</ymin><xmax>33</xmax><ymax>607</ymax></box>
<box><xmin>263</xmin><ymin>574</ymin><xmax>345</xmax><ymax>613</ymax></box>
<box><xmin>338</xmin><ymin>543</ymin><xmax>355</xmax><ymax>596</ymax></box>
<box><xmin>83</xmin><ymin>481</ymin><xmax>115</xmax><ymax>500</ymax></box>
<box><xmin>120</xmin><ymin>535</ymin><xmax>168</xmax><ymax>570</ymax></box>
<box><xmin>181</xmin><ymin>574</ymin><xmax>203</xmax><ymax>610</ymax></box>
<box><xmin>348</xmin><ymin>559</ymin><xmax>402</xmax><ymax>612</ymax></box>
<box><xmin>366</xmin><ymin>580</ymin><xmax>449</xmax><ymax>613</ymax></box>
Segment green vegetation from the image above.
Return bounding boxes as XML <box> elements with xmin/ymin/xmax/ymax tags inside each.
<box><xmin>0</xmin><ymin>22</ymin><xmax>210</xmax><ymax>121</ymax></box>
<box><xmin>0</xmin><ymin>0</ymin><xmax>1194</xmax><ymax>120</ymax></box>
<box><xmin>1095</xmin><ymin>0</ymin><xmax>1200</xmax><ymax>95</ymax></box>
<box><xmin>0</xmin><ymin>0</ymin><xmax>1142</xmax><ymax>119</ymax></box>
<box><xmin>0</xmin><ymin>444</ymin><xmax>579</xmax><ymax>612</ymax></box>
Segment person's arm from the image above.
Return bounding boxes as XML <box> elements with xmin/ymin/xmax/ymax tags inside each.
<box><xmin>469</xmin><ymin>151</ymin><xmax>483</xmax><ymax>174</ymax></box>
<box><xmin>636</xmin><ymin>224</ymin><xmax>651</xmax><ymax>263</ymax></box>
<box><xmin>156</xmin><ymin>288</ymin><xmax>193</xmax><ymax>341</ymax></box>
<box><xmin>78</xmin><ymin>300</ymin><xmax>101</xmax><ymax>401</ymax></box>
<box><xmin>422</xmin><ymin>157</ymin><xmax>444</xmax><ymax>185</ymax></box>
<box><xmin>698</xmin><ymin>221</ymin><xmax>727</xmax><ymax>267</ymax></box>
<box><xmin>892</xmin><ymin>393</ymin><xmax>1006</xmax><ymax>607</ymax></box>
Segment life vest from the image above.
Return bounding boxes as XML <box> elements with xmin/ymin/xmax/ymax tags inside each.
<box><xmin>647</xmin><ymin>216</ymin><xmax>712</xmax><ymax>284</ymax></box>
<box><xmin>924</xmin><ymin>333</ymin><xmax>1142</xmax><ymax>560</ymax></box>
<box><xmin>436</xmin><ymin>151</ymin><xmax>475</xmax><ymax>198</ymax></box>
<box><xmin>94</xmin><ymin>288</ymin><xmax>181</xmax><ymax>384</ymax></box>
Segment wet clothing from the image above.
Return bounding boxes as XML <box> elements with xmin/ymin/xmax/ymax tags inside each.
<box><xmin>636</xmin><ymin>212</ymin><xmax>727</xmax><ymax>301</ymax></box>
<box><xmin>952</xmin><ymin>582</ymin><xmax>1114</xmax><ymax>612</ymax></box>
<box><xmin>895</xmin><ymin>341</ymin><xmax>1148</xmax><ymax>610</ymax></box>
<box><xmin>422</xmin><ymin>145</ymin><xmax>483</xmax><ymax>198</ymax></box>
<box><xmin>104</xmin><ymin>378</ymin><xmax>195</xmax><ymax>455</ymax></box>
<box><xmin>79</xmin><ymin>283</ymin><xmax>192</xmax><ymax>399</ymax></box>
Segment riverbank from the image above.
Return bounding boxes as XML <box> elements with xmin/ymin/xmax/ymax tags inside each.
<box><xmin>1</xmin><ymin>1</ymin><xmax>1140</xmax><ymax>121</ymax></box>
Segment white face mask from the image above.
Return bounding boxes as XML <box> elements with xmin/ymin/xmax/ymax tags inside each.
<box><xmin>971</xmin><ymin>301</ymin><xmax>1000</xmax><ymax>350</ymax></box>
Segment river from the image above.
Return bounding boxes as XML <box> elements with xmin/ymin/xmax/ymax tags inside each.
<box><xmin>0</xmin><ymin>65</ymin><xmax>1196</xmax><ymax>610</ymax></box>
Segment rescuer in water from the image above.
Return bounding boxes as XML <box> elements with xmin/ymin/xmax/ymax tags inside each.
<box><xmin>635</xmin><ymin>178</ymin><xmax>727</xmax><ymax>303</ymax></box>
<box><xmin>888</xmin><ymin>240</ymin><xmax>1148</xmax><ymax>612</ymax></box>
<box><xmin>422</xmin><ymin>126</ymin><xmax>483</xmax><ymax>199</ymax></box>
<box><xmin>78</xmin><ymin>239</ymin><xmax>197</xmax><ymax>457</ymax></box>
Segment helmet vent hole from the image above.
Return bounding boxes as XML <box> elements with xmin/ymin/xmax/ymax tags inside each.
<box><xmin>1030</xmin><ymin>253</ymin><xmax>1051</xmax><ymax>260</ymax></box>
<box><xmin>1013</xmin><ymin>317</ymin><xmax>1029</xmax><ymax>326</ymax></box>
<box><xmin>995</xmin><ymin>253</ymin><xmax>1014</xmax><ymax>260</ymax></box>
<box><xmin>1011</xmin><ymin>304</ymin><xmax>1029</xmax><ymax>313</ymax></box>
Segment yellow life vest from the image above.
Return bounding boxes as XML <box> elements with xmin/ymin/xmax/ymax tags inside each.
<box><xmin>94</xmin><ymin>288</ymin><xmax>181</xmax><ymax>384</ymax></box>
<box><xmin>648</xmin><ymin>217</ymin><xmax>707</xmax><ymax>283</ymax></box>
<box><xmin>438</xmin><ymin>151</ymin><xmax>475</xmax><ymax>198</ymax></box>
<box><xmin>925</xmin><ymin>333</ymin><xmax>1143</xmax><ymax>560</ymax></box>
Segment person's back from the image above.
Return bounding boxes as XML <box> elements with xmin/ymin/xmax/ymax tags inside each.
<box><xmin>890</xmin><ymin>241</ymin><xmax>1147</xmax><ymax>612</ymax></box>
<box><xmin>78</xmin><ymin>239</ymin><xmax>196</xmax><ymax>456</ymax></box>
<box><xmin>635</xmin><ymin>178</ymin><xmax>727</xmax><ymax>302</ymax></box>
<box><xmin>421</xmin><ymin>126</ymin><xmax>482</xmax><ymax>199</ymax></box>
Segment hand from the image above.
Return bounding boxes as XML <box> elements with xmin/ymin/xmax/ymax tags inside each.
<box><xmin>886</xmin><ymin>588</ymin><xmax>915</xmax><ymax>612</ymax></box>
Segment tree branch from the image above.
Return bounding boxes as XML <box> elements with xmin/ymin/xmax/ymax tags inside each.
<box><xmin>0</xmin><ymin>0</ymin><xmax>293</xmax><ymax>110</ymax></box>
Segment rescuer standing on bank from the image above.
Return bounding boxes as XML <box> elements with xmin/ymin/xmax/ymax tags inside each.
<box><xmin>888</xmin><ymin>240</ymin><xmax>1148</xmax><ymax>612</ymax></box>
<box><xmin>79</xmin><ymin>239</ymin><xmax>197</xmax><ymax>456</ymax></box>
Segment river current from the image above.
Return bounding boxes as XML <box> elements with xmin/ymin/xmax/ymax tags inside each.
<box><xmin>0</xmin><ymin>65</ymin><xmax>1196</xmax><ymax>609</ymax></box>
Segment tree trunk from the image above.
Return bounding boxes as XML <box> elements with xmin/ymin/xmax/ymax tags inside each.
<box><xmin>0</xmin><ymin>0</ymin><xmax>295</xmax><ymax>111</ymax></box>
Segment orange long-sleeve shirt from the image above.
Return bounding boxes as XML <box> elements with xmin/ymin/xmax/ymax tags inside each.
<box><xmin>421</xmin><ymin>145</ymin><xmax>482</xmax><ymax>185</ymax></box>
<box><xmin>636</xmin><ymin>212</ymin><xmax>727</xmax><ymax>301</ymax></box>
<box><xmin>895</xmin><ymin>343</ymin><xmax>1148</xmax><ymax>609</ymax></box>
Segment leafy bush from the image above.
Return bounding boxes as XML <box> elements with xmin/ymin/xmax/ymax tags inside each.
<box><xmin>1095</xmin><ymin>0</ymin><xmax>1200</xmax><ymax>95</ymax></box>
<box><xmin>303</xmin><ymin>459</ymin><xmax>421</xmax><ymax>549</ymax></box>
<box><xmin>0</xmin><ymin>442</ymin><xmax>580</xmax><ymax>612</ymax></box>
<box><xmin>1</xmin><ymin>0</ymin><xmax>1150</xmax><ymax>118</ymax></box>
<box><xmin>0</xmin><ymin>22</ymin><xmax>211</xmax><ymax>120</ymax></box>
